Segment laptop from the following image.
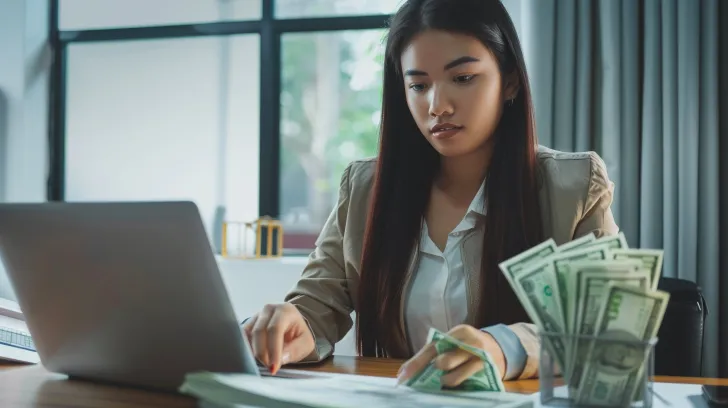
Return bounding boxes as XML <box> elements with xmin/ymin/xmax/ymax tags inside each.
<box><xmin>0</xmin><ymin>297</ymin><xmax>40</xmax><ymax>364</ymax></box>
<box><xmin>0</xmin><ymin>201</ymin><xmax>262</xmax><ymax>392</ymax></box>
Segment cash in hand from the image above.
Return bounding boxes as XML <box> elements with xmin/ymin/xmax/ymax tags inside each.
<box><xmin>405</xmin><ymin>327</ymin><xmax>506</xmax><ymax>392</ymax></box>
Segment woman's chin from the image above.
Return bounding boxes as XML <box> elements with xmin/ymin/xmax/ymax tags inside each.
<box><xmin>432</xmin><ymin>144</ymin><xmax>478</xmax><ymax>158</ymax></box>
<box><xmin>429</xmin><ymin>136</ymin><xmax>494</xmax><ymax>159</ymax></box>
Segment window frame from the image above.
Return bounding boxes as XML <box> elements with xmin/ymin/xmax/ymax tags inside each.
<box><xmin>47</xmin><ymin>0</ymin><xmax>391</xmax><ymax>247</ymax></box>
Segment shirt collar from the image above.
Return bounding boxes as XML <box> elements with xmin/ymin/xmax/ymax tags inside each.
<box><xmin>466</xmin><ymin>180</ymin><xmax>487</xmax><ymax>216</ymax></box>
<box><xmin>418</xmin><ymin>180</ymin><xmax>488</xmax><ymax>254</ymax></box>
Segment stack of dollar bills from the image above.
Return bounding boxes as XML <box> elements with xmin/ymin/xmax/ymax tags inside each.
<box><xmin>498</xmin><ymin>231</ymin><xmax>671</xmax><ymax>406</ymax></box>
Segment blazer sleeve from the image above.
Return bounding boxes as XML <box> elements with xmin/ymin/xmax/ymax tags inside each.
<box><xmin>506</xmin><ymin>152</ymin><xmax>619</xmax><ymax>380</ymax></box>
<box><xmin>283</xmin><ymin>164</ymin><xmax>356</xmax><ymax>363</ymax></box>
<box><xmin>573</xmin><ymin>152</ymin><xmax>619</xmax><ymax>239</ymax></box>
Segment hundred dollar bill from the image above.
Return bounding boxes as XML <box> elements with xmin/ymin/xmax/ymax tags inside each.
<box><xmin>548</xmin><ymin>244</ymin><xmax>613</xmax><ymax>334</ymax></box>
<box><xmin>575</xmin><ymin>284</ymin><xmax>670</xmax><ymax>406</ymax></box>
<box><xmin>498</xmin><ymin>239</ymin><xmax>558</xmax><ymax>305</ymax></box>
<box><xmin>406</xmin><ymin>328</ymin><xmax>505</xmax><ymax>392</ymax></box>
<box><xmin>583</xmin><ymin>231</ymin><xmax>629</xmax><ymax>251</ymax></box>
<box><xmin>557</xmin><ymin>233</ymin><xmax>596</xmax><ymax>252</ymax></box>
<box><xmin>566</xmin><ymin>262</ymin><xmax>648</xmax><ymax>395</ymax></box>
<box><xmin>611</xmin><ymin>248</ymin><xmax>664</xmax><ymax>290</ymax></box>
<box><xmin>569</xmin><ymin>260</ymin><xmax>644</xmax><ymax>340</ymax></box>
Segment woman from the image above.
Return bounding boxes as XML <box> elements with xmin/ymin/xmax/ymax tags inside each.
<box><xmin>243</xmin><ymin>0</ymin><xmax>618</xmax><ymax>385</ymax></box>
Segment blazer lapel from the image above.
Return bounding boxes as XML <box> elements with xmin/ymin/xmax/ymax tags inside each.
<box><xmin>461</xmin><ymin>230</ymin><xmax>484</xmax><ymax>327</ymax></box>
<box><xmin>399</xmin><ymin>241</ymin><xmax>421</xmax><ymax>356</ymax></box>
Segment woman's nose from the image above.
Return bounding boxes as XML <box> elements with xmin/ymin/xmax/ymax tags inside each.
<box><xmin>428</xmin><ymin>87</ymin><xmax>454</xmax><ymax>117</ymax></box>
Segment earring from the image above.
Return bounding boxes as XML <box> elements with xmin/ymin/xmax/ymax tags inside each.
<box><xmin>508</xmin><ymin>99</ymin><xmax>514</xmax><ymax>107</ymax></box>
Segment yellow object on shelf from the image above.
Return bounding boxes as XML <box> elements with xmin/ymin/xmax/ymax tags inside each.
<box><xmin>221</xmin><ymin>216</ymin><xmax>283</xmax><ymax>259</ymax></box>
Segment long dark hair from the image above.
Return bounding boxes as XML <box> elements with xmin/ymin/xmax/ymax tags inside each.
<box><xmin>355</xmin><ymin>0</ymin><xmax>544</xmax><ymax>358</ymax></box>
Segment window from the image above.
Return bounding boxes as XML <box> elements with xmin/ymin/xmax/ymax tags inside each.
<box><xmin>275</xmin><ymin>0</ymin><xmax>402</xmax><ymax>18</ymax></box>
<box><xmin>59</xmin><ymin>0</ymin><xmax>262</xmax><ymax>30</ymax></box>
<box><xmin>64</xmin><ymin>35</ymin><xmax>260</xmax><ymax>250</ymax></box>
<box><xmin>52</xmin><ymin>1</ymin><xmax>392</xmax><ymax>255</ymax></box>
<box><xmin>279</xmin><ymin>29</ymin><xmax>385</xmax><ymax>251</ymax></box>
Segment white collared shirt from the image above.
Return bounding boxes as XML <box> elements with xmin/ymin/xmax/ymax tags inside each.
<box><xmin>403</xmin><ymin>181</ymin><xmax>528</xmax><ymax>380</ymax></box>
<box><xmin>404</xmin><ymin>182</ymin><xmax>486</xmax><ymax>351</ymax></box>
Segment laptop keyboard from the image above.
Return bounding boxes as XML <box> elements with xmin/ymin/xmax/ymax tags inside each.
<box><xmin>0</xmin><ymin>326</ymin><xmax>36</xmax><ymax>352</ymax></box>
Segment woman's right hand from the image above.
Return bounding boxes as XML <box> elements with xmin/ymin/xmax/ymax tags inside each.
<box><xmin>242</xmin><ymin>303</ymin><xmax>315</xmax><ymax>375</ymax></box>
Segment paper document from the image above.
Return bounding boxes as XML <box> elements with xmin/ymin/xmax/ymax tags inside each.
<box><xmin>532</xmin><ymin>383</ymin><xmax>708</xmax><ymax>408</ymax></box>
<box><xmin>181</xmin><ymin>371</ymin><xmax>534</xmax><ymax>408</ymax></box>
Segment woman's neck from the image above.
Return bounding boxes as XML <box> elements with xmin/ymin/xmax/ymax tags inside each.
<box><xmin>435</xmin><ymin>144</ymin><xmax>493</xmax><ymax>197</ymax></box>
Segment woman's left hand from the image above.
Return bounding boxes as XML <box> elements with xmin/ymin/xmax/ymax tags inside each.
<box><xmin>396</xmin><ymin>324</ymin><xmax>507</xmax><ymax>387</ymax></box>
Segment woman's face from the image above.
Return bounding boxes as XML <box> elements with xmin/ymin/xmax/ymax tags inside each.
<box><xmin>400</xmin><ymin>29</ymin><xmax>517</xmax><ymax>158</ymax></box>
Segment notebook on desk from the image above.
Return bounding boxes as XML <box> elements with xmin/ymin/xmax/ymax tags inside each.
<box><xmin>0</xmin><ymin>297</ymin><xmax>39</xmax><ymax>364</ymax></box>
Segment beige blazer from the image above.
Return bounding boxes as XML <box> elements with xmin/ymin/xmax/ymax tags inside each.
<box><xmin>283</xmin><ymin>145</ymin><xmax>619</xmax><ymax>379</ymax></box>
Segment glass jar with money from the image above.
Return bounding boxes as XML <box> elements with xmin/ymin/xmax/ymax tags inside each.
<box><xmin>537</xmin><ymin>297</ymin><xmax>660</xmax><ymax>407</ymax></box>
<box><xmin>497</xmin><ymin>231</ymin><xmax>671</xmax><ymax>407</ymax></box>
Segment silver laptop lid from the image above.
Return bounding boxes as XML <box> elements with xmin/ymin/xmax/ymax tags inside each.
<box><xmin>0</xmin><ymin>201</ymin><xmax>259</xmax><ymax>391</ymax></box>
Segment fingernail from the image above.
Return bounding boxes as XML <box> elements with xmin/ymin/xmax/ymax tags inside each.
<box><xmin>396</xmin><ymin>367</ymin><xmax>408</xmax><ymax>387</ymax></box>
<box><xmin>395</xmin><ymin>372</ymin><xmax>407</xmax><ymax>387</ymax></box>
<box><xmin>281</xmin><ymin>352</ymin><xmax>290</xmax><ymax>365</ymax></box>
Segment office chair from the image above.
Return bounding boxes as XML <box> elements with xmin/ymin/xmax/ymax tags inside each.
<box><xmin>654</xmin><ymin>277</ymin><xmax>708</xmax><ymax>377</ymax></box>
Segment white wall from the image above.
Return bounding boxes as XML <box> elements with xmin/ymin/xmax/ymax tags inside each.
<box><xmin>219</xmin><ymin>256</ymin><xmax>357</xmax><ymax>356</ymax></box>
<box><xmin>0</xmin><ymin>0</ymin><xmax>51</xmax><ymax>301</ymax></box>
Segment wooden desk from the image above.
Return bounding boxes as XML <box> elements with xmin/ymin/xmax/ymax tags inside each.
<box><xmin>1</xmin><ymin>357</ymin><xmax>726</xmax><ymax>408</ymax></box>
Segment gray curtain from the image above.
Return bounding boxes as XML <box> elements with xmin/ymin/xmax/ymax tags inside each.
<box><xmin>719</xmin><ymin>0</ymin><xmax>728</xmax><ymax>382</ymax></box>
<box><xmin>516</xmin><ymin>0</ymin><xmax>726</xmax><ymax>378</ymax></box>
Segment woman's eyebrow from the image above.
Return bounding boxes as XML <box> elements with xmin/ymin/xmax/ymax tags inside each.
<box><xmin>443</xmin><ymin>55</ymin><xmax>480</xmax><ymax>70</ymax></box>
<box><xmin>403</xmin><ymin>55</ymin><xmax>481</xmax><ymax>77</ymax></box>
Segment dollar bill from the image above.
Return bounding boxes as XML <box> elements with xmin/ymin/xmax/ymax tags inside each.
<box><xmin>575</xmin><ymin>284</ymin><xmax>670</xmax><ymax>406</ymax></box>
<box><xmin>511</xmin><ymin>260</ymin><xmax>567</xmax><ymax>370</ymax></box>
<box><xmin>548</xmin><ymin>244</ymin><xmax>613</xmax><ymax>334</ymax></box>
<box><xmin>498</xmin><ymin>238</ymin><xmax>558</xmax><ymax>306</ymax></box>
<box><xmin>499</xmin><ymin>238</ymin><xmax>558</xmax><ymax>286</ymax></box>
<box><xmin>565</xmin><ymin>262</ymin><xmax>649</xmax><ymax>395</ymax></box>
<box><xmin>611</xmin><ymin>249</ymin><xmax>664</xmax><ymax>290</ymax></box>
<box><xmin>568</xmin><ymin>260</ymin><xmax>644</xmax><ymax>340</ymax></box>
<box><xmin>405</xmin><ymin>328</ymin><xmax>505</xmax><ymax>392</ymax></box>
<box><xmin>557</xmin><ymin>233</ymin><xmax>596</xmax><ymax>252</ymax></box>
<box><xmin>583</xmin><ymin>231</ymin><xmax>629</xmax><ymax>251</ymax></box>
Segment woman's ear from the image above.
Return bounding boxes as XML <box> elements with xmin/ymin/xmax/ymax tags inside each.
<box><xmin>503</xmin><ymin>71</ymin><xmax>520</xmax><ymax>102</ymax></box>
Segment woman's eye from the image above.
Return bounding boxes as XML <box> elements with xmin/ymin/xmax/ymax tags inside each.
<box><xmin>454</xmin><ymin>74</ymin><xmax>476</xmax><ymax>84</ymax></box>
<box><xmin>409</xmin><ymin>83</ymin><xmax>426</xmax><ymax>92</ymax></box>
